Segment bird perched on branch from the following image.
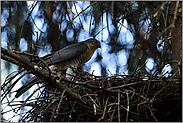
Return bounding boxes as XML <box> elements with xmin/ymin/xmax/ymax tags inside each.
<box><xmin>15</xmin><ymin>38</ymin><xmax>101</xmax><ymax>98</ymax></box>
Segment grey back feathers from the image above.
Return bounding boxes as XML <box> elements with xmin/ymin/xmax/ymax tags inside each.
<box><xmin>45</xmin><ymin>38</ymin><xmax>99</xmax><ymax>66</ymax></box>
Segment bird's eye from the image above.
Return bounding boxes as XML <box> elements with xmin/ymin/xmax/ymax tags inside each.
<box><xmin>92</xmin><ymin>41</ymin><xmax>97</xmax><ymax>45</ymax></box>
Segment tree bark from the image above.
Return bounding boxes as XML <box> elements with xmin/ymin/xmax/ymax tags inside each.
<box><xmin>169</xmin><ymin>1</ymin><xmax>182</xmax><ymax>103</ymax></box>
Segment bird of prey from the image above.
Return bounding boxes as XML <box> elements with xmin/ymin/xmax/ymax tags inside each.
<box><xmin>15</xmin><ymin>38</ymin><xmax>101</xmax><ymax>98</ymax></box>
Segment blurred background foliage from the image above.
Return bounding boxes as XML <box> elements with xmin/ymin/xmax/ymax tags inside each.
<box><xmin>1</xmin><ymin>1</ymin><xmax>182</xmax><ymax>77</ymax></box>
<box><xmin>1</xmin><ymin>1</ymin><xmax>182</xmax><ymax>122</ymax></box>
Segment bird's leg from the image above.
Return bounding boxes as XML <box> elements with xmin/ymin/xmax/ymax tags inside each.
<box><xmin>66</xmin><ymin>66</ymin><xmax>76</xmax><ymax>81</ymax></box>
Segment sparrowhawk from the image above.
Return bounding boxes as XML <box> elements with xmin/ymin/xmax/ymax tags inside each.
<box><xmin>15</xmin><ymin>38</ymin><xmax>101</xmax><ymax>98</ymax></box>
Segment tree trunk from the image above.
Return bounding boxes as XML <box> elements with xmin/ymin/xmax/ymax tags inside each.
<box><xmin>169</xmin><ymin>1</ymin><xmax>182</xmax><ymax>103</ymax></box>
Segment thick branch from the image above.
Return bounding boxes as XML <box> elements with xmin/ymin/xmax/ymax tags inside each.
<box><xmin>1</xmin><ymin>47</ymin><xmax>99</xmax><ymax>111</ymax></box>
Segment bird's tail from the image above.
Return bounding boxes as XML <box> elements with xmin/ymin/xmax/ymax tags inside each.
<box><xmin>15</xmin><ymin>76</ymin><xmax>42</xmax><ymax>98</ymax></box>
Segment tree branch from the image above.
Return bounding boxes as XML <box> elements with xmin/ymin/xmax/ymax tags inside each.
<box><xmin>1</xmin><ymin>47</ymin><xmax>100</xmax><ymax>111</ymax></box>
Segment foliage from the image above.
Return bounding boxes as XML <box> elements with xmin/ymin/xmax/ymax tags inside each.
<box><xmin>1</xmin><ymin>1</ymin><xmax>182</xmax><ymax>122</ymax></box>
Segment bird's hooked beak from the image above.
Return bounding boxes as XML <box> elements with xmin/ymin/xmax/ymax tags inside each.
<box><xmin>98</xmin><ymin>42</ymin><xmax>101</xmax><ymax>48</ymax></box>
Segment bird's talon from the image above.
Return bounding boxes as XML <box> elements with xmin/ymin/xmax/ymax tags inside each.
<box><xmin>34</xmin><ymin>65</ymin><xmax>39</xmax><ymax>71</ymax></box>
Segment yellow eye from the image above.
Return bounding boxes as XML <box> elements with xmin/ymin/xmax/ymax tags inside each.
<box><xmin>93</xmin><ymin>41</ymin><xmax>97</xmax><ymax>45</ymax></box>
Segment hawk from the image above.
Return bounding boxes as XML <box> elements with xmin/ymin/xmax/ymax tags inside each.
<box><xmin>15</xmin><ymin>38</ymin><xmax>101</xmax><ymax>98</ymax></box>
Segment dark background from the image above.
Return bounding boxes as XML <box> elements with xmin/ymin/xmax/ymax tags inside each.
<box><xmin>1</xmin><ymin>1</ymin><xmax>182</xmax><ymax>121</ymax></box>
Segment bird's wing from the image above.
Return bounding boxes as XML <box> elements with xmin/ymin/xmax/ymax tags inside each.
<box><xmin>45</xmin><ymin>43</ymin><xmax>88</xmax><ymax>65</ymax></box>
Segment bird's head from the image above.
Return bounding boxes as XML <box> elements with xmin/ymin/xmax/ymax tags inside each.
<box><xmin>85</xmin><ymin>38</ymin><xmax>101</xmax><ymax>51</ymax></box>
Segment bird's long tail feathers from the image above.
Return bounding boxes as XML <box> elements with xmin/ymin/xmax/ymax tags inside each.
<box><xmin>15</xmin><ymin>76</ymin><xmax>42</xmax><ymax>98</ymax></box>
